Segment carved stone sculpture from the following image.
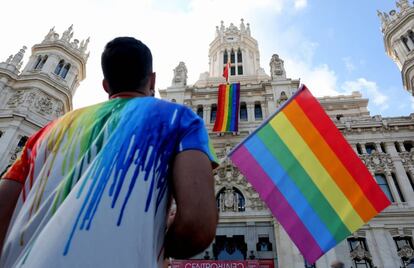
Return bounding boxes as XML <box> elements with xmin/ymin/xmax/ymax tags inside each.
<box><xmin>270</xmin><ymin>54</ymin><xmax>286</xmax><ymax>80</ymax></box>
<box><xmin>172</xmin><ymin>62</ymin><xmax>188</xmax><ymax>86</ymax></box>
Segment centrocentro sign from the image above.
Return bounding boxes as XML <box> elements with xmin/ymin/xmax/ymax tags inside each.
<box><xmin>170</xmin><ymin>260</ymin><xmax>274</xmax><ymax>268</ymax></box>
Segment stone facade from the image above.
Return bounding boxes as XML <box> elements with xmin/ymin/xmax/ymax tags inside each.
<box><xmin>0</xmin><ymin>26</ymin><xmax>88</xmax><ymax>174</ymax></box>
<box><xmin>378</xmin><ymin>0</ymin><xmax>414</xmax><ymax>96</ymax></box>
<box><xmin>160</xmin><ymin>20</ymin><xmax>414</xmax><ymax>268</ymax></box>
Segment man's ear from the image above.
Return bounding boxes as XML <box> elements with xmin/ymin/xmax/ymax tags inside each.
<box><xmin>102</xmin><ymin>79</ymin><xmax>110</xmax><ymax>94</ymax></box>
<box><xmin>150</xmin><ymin>72</ymin><xmax>156</xmax><ymax>90</ymax></box>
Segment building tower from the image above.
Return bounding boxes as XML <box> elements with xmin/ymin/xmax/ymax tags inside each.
<box><xmin>378</xmin><ymin>0</ymin><xmax>414</xmax><ymax>96</ymax></box>
<box><xmin>0</xmin><ymin>25</ymin><xmax>89</xmax><ymax>173</ymax></box>
<box><xmin>161</xmin><ymin>20</ymin><xmax>414</xmax><ymax>267</ymax></box>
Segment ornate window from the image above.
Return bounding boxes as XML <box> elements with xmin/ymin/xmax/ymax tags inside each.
<box><xmin>240</xmin><ymin>102</ymin><xmax>247</xmax><ymax>121</ymax></box>
<box><xmin>375</xmin><ymin>174</ymin><xmax>394</xmax><ymax>202</ymax></box>
<box><xmin>403</xmin><ymin>141</ymin><xmax>414</xmax><ymax>152</ymax></box>
<box><xmin>61</xmin><ymin>63</ymin><xmax>71</xmax><ymax>79</ymax></box>
<box><xmin>347</xmin><ymin>237</ymin><xmax>373</xmax><ymax>268</ymax></box>
<box><xmin>356</xmin><ymin>143</ymin><xmax>363</xmax><ymax>154</ymax></box>
<box><xmin>33</xmin><ymin>56</ymin><xmax>42</xmax><ymax>70</ymax></box>
<box><xmin>395</xmin><ymin>141</ymin><xmax>402</xmax><ymax>153</ymax></box>
<box><xmin>223</xmin><ymin>48</ymin><xmax>243</xmax><ymax>76</ymax></box>
<box><xmin>216</xmin><ymin>187</ymin><xmax>245</xmax><ymax>212</ymax></box>
<box><xmin>365</xmin><ymin>143</ymin><xmax>376</xmax><ymax>154</ymax></box>
<box><xmin>38</xmin><ymin>55</ymin><xmax>48</xmax><ymax>70</ymax></box>
<box><xmin>393</xmin><ymin>236</ymin><xmax>414</xmax><ymax>267</ymax></box>
<box><xmin>380</xmin><ymin>142</ymin><xmax>387</xmax><ymax>153</ymax></box>
<box><xmin>402</xmin><ymin>36</ymin><xmax>411</xmax><ymax>52</ymax></box>
<box><xmin>196</xmin><ymin>105</ymin><xmax>203</xmax><ymax>119</ymax></box>
<box><xmin>408</xmin><ymin>30</ymin><xmax>414</xmax><ymax>46</ymax></box>
<box><xmin>210</xmin><ymin>104</ymin><xmax>217</xmax><ymax>123</ymax></box>
<box><xmin>254</xmin><ymin>103</ymin><xmax>263</xmax><ymax>120</ymax></box>
<box><xmin>256</xmin><ymin>236</ymin><xmax>272</xmax><ymax>252</ymax></box>
<box><xmin>54</xmin><ymin>60</ymin><xmax>65</xmax><ymax>75</ymax></box>
<box><xmin>17</xmin><ymin>136</ymin><xmax>28</xmax><ymax>149</ymax></box>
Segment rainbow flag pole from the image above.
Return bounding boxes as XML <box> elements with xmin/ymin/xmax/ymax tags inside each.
<box><xmin>228</xmin><ymin>84</ymin><xmax>391</xmax><ymax>264</ymax></box>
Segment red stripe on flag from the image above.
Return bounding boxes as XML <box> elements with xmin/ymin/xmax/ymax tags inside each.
<box><xmin>295</xmin><ymin>86</ymin><xmax>391</xmax><ymax>212</ymax></box>
<box><xmin>213</xmin><ymin>84</ymin><xmax>226</xmax><ymax>131</ymax></box>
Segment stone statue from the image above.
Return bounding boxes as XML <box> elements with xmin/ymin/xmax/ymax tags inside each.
<box><xmin>62</xmin><ymin>25</ymin><xmax>74</xmax><ymax>42</ymax></box>
<box><xmin>44</xmin><ymin>27</ymin><xmax>55</xmax><ymax>41</ymax></box>
<box><xmin>270</xmin><ymin>54</ymin><xmax>286</xmax><ymax>80</ymax></box>
<box><xmin>172</xmin><ymin>61</ymin><xmax>188</xmax><ymax>86</ymax></box>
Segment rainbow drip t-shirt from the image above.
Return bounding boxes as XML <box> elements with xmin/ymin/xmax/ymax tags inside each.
<box><xmin>1</xmin><ymin>97</ymin><xmax>218</xmax><ymax>268</ymax></box>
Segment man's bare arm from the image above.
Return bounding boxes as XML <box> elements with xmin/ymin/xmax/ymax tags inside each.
<box><xmin>0</xmin><ymin>179</ymin><xmax>22</xmax><ymax>258</ymax></box>
<box><xmin>164</xmin><ymin>150</ymin><xmax>218</xmax><ymax>259</ymax></box>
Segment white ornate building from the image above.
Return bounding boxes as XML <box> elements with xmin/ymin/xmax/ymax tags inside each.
<box><xmin>160</xmin><ymin>20</ymin><xmax>414</xmax><ymax>268</ymax></box>
<box><xmin>0</xmin><ymin>25</ymin><xmax>89</xmax><ymax>175</ymax></box>
<box><xmin>378</xmin><ymin>0</ymin><xmax>414</xmax><ymax>96</ymax></box>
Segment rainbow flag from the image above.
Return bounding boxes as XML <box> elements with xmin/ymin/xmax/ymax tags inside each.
<box><xmin>228</xmin><ymin>85</ymin><xmax>391</xmax><ymax>263</ymax></box>
<box><xmin>213</xmin><ymin>83</ymin><xmax>240</xmax><ymax>132</ymax></box>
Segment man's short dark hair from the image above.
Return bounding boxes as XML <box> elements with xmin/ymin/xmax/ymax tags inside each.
<box><xmin>101</xmin><ymin>37</ymin><xmax>152</xmax><ymax>94</ymax></box>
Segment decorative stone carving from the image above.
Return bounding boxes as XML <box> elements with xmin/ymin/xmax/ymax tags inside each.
<box><xmin>397</xmin><ymin>244</ymin><xmax>414</xmax><ymax>259</ymax></box>
<box><xmin>61</xmin><ymin>25</ymin><xmax>74</xmax><ymax>42</ymax></box>
<box><xmin>35</xmin><ymin>95</ymin><xmax>54</xmax><ymax>115</ymax></box>
<box><xmin>54</xmin><ymin>101</ymin><xmax>64</xmax><ymax>117</ymax></box>
<box><xmin>270</xmin><ymin>54</ymin><xmax>286</xmax><ymax>80</ymax></box>
<box><xmin>7</xmin><ymin>90</ymin><xmax>25</xmax><ymax>107</ymax></box>
<box><xmin>44</xmin><ymin>27</ymin><xmax>56</xmax><ymax>42</ymax></box>
<box><xmin>172</xmin><ymin>62</ymin><xmax>188</xmax><ymax>86</ymax></box>
<box><xmin>350</xmin><ymin>245</ymin><xmax>372</xmax><ymax>261</ymax></box>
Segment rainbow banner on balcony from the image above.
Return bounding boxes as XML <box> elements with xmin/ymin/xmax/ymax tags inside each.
<box><xmin>228</xmin><ymin>85</ymin><xmax>391</xmax><ymax>264</ymax></box>
<box><xmin>213</xmin><ymin>83</ymin><xmax>240</xmax><ymax>132</ymax></box>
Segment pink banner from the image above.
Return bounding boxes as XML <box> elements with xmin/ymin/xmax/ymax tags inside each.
<box><xmin>170</xmin><ymin>260</ymin><xmax>274</xmax><ymax>268</ymax></box>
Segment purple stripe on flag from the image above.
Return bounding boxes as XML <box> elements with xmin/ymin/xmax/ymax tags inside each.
<box><xmin>230</xmin><ymin>145</ymin><xmax>323</xmax><ymax>263</ymax></box>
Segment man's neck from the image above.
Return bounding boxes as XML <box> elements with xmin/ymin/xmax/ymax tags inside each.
<box><xmin>109</xmin><ymin>91</ymin><xmax>148</xmax><ymax>99</ymax></box>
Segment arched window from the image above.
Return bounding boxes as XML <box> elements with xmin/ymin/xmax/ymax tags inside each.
<box><xmin>380</xmin><ymin>142</ymin><xmax>387</xmax><ymax>153</ymax></box>
<box><xmin>403</xmin><ymin>141</ymin><xmax>414</xmax><ymax>152</ymax></box>
<box><xmin>17</xmin><ymin>136</ymin><xmax>28</xmax><ymax>149</ymax></box>
<box><xmin>256</xmin><ymin>236</ymin><xmax>272</xmax><ymax>252</ymax></box>
<box><xmin>395</xmin><ymin>141</ymin><xmax>402</xmax><ymax>153</ymax></box>
<box><xmin>375</xmin><ymin>174</ymin><xmax>394</xmax><ymax>202</ymax></box>
<box><xmin>393</xmin><ymin>236</ymin><xmax>414</xmax><ymax>267</ymax></box>
<box><xmin>365</xmin><ymin>143</ymin><xmax>376</xmax><ymax>154</ymax></box>
<box><xmin>61</xmin><ymin>63</ymin><xmax>71</xmax><ymax>79</ymax></box>
<box><xmin>223</xmin><ymin>50</ymin><xmax>228</xmax><ymax>64</ymax></box>
<box><xmin>402</xmin><ymin>36</ymin><xmax>410</xmax><ymax>51</ymax></box>
<box><xmin>210</xmin><ymin>104</ymin><xmax>217</xmax><ymax>123</ymax></box>
<box><xmin>237</xmin><ymin>48</ymin><xmax>242</xmax><ymax>63</ymax></box>
<box><xmin>54</xmin><ymin>60</ymin><xmax>65</xmax><ymax>75</ymax></box>
<box><xmin>33</xmin><ymin>56</ymin><xmax>42</xmax><ymax>70</ymax></box>
<box><xmin>408</xmin><ymin>30</ymin><xmax>414</xmax><ymax>45</ymax></box>
<box><xmin>196</xmin><ymin>105</ymin><xmax>203</xmax><ymax>119</ymax></box>
<box><xmin>216</xmin><ymin>187</ymin><xmax>245</xmax><ymax>212</ymax></box>
<box><xmin>240</xmin><ymin>102</ymin><xmax>247</xmax><ymax>121</ymax></box>
<box><xmin>356</xmin><ymin>143</ymin><xmax>363</xmax><ymax>154</ymax></box>
<box><xmin>347</xmin><ymin>237</ymin><xmax>373</xmax><ymax>268</ymax></box>
<box><xmin>254</xmin><ymin>103</ymin><xmax>263</xmax><ymax>120</ymax></box>
<box><xmin>230</xmin><ymin>49</ymin><xmax>235</xmax><ymax>64</ymax></box>
<box><xmin>38</xmin><ymin>55</ymin><xmax>48</xmax><ymax>70</ymax></box>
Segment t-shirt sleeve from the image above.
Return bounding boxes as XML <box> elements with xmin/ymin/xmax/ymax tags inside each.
<box><xmin>176</xmin><ymin>106</ymin><xmax>219</xmax><ymax>168</ymax></box>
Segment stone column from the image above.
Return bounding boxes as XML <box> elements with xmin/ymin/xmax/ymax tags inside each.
<box><xmin>385</xmin><ymin>142</ymin><xmax>414</xmax><ymax>203</ymax></box>
<box><xmin>205</xmin><ymin>105</ymin><xmax>211</xmax><ymax>125</ymax></box>
<box><xmin>361</xmin><ymin>143</ymin><xmax>367</xmax><ymax>154</ymax></box>
<box><xmin>247</xmin><ymin>103</ymin><xmax>254</xmax><ymax>122</ymax></box>
<box><xmin>385</xmin><ymin>170</ymin><xmax>402</xmax><ymax>203</ymax></box>
<box><xmin>398</xmin><ymin>141</ymin><xmax>406</xmax><ymax>152</ymax></box>
<box><xmin>203</xmin><ymin>104</ymin><xmax>208</xmax><ymax>124</ymax></box>
<box><xmin>367</xmin><ymin>227</ymin><xmax>401</xmax><ymax>268</ymax></box>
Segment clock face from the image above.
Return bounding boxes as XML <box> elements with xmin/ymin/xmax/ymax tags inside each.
<box><xmin>226</xmin><ymin>36</ymin><xmax>239</xmax><ymax>43</ymax></box>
